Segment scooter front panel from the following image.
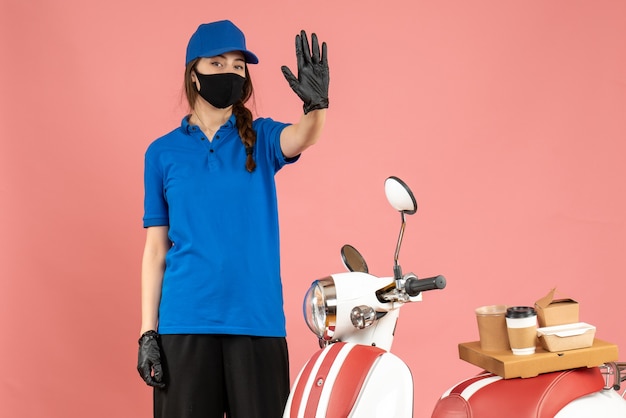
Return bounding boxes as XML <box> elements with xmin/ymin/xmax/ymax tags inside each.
<box><xmin>284</xmin><ymin>342</ymin><xmax>395</xmax><ymax>418</ymax></box>
<box><xmin>286</xmin><ymin>346</ymin><xmax>327</xmax><ymax>418</ymax></box>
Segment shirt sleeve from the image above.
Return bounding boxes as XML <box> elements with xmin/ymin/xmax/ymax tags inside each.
<box><xmin>254</xmin><ymin>118</ymin><xmax>300</xmax><ymax>172</ymax></box>
<box><xmin>142</xmin><ymin>151</ymin><xmax>169</xmax><ymax>228</ymax></box>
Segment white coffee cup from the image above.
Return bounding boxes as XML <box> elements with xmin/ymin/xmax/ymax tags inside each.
<box><xmin>505</xmin><ymin>306</ymin><xmax>538</xmax><ymax>355</ymax></box>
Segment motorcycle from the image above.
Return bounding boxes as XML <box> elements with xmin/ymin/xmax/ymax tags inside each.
<box><xmin>282</xmin><ymin>176</ymin><xmax>626</xmax><ymax>417</ymax></box>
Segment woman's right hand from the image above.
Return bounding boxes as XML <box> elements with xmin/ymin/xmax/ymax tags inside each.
<box><xmin>137</xmin><ymin>330</ymin><xmax>166</xmax><ymax>388</ymax></box>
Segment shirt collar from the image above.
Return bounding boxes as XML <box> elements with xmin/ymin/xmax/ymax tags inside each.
<box><xmin>181</xmin><ymin>114</ymin><xmax>237</xmax><ymax>135</ymax></box>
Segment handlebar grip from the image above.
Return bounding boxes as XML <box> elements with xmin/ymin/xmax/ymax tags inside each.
<box><xmin>405</xmin><ymin>275</ymin><xmax>446</xmax><ymax>297</ymax></box>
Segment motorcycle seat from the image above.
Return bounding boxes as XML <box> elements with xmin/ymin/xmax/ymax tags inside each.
<box><xmin>431</xmin><ymin>367</ymin><xmax>605</xmax><ymax>418</ymax></box>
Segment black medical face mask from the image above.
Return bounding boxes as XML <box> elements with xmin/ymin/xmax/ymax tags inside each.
<box><xmin>194</xmin><ymin>72</ymin><xmax>246</xmax><ymax>109</ymax></box>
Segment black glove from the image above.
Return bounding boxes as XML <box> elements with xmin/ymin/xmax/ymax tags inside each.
<box><xmin>137</xmin><ymin>330</ymin><xmax>166</xmax><ymax>388</ymax></box>
<box><xmin>281</xmin><ymin>30</ymin><xmax>329</xmax><ymax>114</ymax></box>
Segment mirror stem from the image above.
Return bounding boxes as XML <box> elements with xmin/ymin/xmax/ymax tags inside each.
<box><xmin>393</xmin><ymin>212</ymin><xmax>406</xmax><ymax>281</ymax></box>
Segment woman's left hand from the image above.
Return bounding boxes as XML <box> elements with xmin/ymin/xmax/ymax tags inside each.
<box><xmin>137</xmin><ymin>330</ymin><xmax>166</xmax><ymax>388</ymax></box>
<box><xmin>281</xmin><ymin>30</ymin><xmax>329</xmax><ymax>114</ymax></box>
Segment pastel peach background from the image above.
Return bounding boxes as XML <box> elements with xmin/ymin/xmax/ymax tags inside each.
<box><xmin>2</xmin><ymin>1</ymin><xmax>625</xmax><ymax>417</ymax></box>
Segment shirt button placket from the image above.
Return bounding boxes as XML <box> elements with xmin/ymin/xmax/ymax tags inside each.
<box><xmin>207</xmin><ymin>134</ymin><xmax>218</xmax><ymax>171</ymax></box>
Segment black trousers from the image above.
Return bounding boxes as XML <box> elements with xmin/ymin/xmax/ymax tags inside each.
<box><xmin>154</xmin><ymin>334</ymin><xmax>290</xmax><ymax>418</ymax></box>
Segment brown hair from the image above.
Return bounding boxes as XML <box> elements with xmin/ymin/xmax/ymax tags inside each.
<box><xmin>184</xmin><ymin>58</ymin><xmax>257</xmax><ymax>172</ymax></box>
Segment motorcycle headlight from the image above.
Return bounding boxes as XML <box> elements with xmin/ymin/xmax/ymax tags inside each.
<box><xmin>303</xmin><ymin>277</ymin><xmax>336</xmax><ymax>341</ymax></box>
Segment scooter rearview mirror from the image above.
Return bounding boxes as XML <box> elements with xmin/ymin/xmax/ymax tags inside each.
<box><xmin>341</xmin><ymin>244</ymin><xmax>369</xmax><ymax>273</ymax></box>
<box><xmin>384</xmin><ymin>176</ymin><xmax>417</xmax><ymax>215</ymax></box>
<box><xmin>384</xmin><ymin>176</ymin><xmax>418</xmax><ymax>280</ymax></box>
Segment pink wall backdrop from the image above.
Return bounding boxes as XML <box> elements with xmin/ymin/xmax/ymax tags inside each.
<box><xmin>2</xmin><ymin>1</ymin><xmax>625</xmax><ymax>417</ymax></box>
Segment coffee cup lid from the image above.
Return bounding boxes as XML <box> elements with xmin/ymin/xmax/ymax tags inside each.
<box><xmin>506</xmin><ymin>306</ymin><xmax>536</xmax><ymax>318</ymax></box>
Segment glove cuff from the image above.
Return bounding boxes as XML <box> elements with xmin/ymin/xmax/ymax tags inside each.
<box><xmin>138</xmin><ymin>330</ymin><xmax>159</xmax><ymax>345</ymax></box>
<box><xmin>303</xmin><ymin>99</ymin><xmax>329</xmax><ymax>115</ymax></box>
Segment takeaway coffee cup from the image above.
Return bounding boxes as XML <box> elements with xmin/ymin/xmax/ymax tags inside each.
<box><xmin>505</xmin><ymin>306</ymin><xmax>538</xmax><ymax>355</ymax></box>
<box><xmin>475</xmin><ymin>305</ymin><xmax>510</xmax><ymax>352</ymax></box>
